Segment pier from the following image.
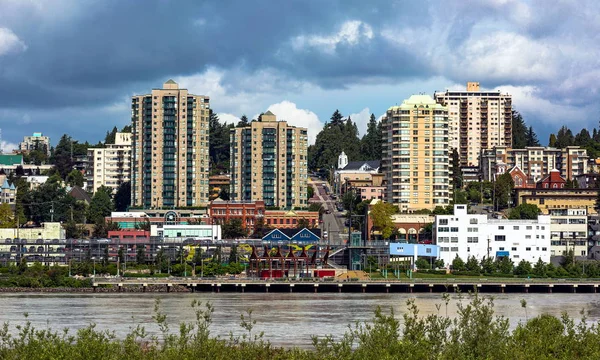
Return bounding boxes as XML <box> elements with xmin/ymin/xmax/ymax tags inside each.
<box><xmin>91</xmin><ymin>278</ymin><xmax>600</xmax><ymax>294</ymax></box>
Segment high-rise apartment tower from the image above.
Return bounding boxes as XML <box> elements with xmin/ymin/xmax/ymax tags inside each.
<box><xmin>131</xmin><ymin>80</ymin><xmax>210</xmax><ymax>209</ymax></box>
<box><xmin>381</xmin><ymin>95</ymin><xmax>450</xmax><ymax>211</ymax></box>
<box><xmin>230</xmin><ymin>111</ymin><xmax>308</xmax><ymax>208</ymax></box>
<box><xmin>434</xmin><ymin>82</ymin><xmax>512</xmax><ymax>167</ymax></box>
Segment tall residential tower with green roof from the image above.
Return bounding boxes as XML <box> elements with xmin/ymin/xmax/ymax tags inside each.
<box><xmin>381</xmin><ymin>94</ymin><xmax>450</xmax><ymax>211</ymax></box>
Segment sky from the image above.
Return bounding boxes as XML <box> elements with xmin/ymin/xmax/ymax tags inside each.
<box><xmin>0</xmin><ymin>0</ymin><xmax>599</xmax><ymax>151</ymax></box>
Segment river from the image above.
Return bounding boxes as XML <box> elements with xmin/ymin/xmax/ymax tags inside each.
<box><xmin>1</xmin><ymin>293</ymin><xmax>599</xmax><ymax>348</ymax></box>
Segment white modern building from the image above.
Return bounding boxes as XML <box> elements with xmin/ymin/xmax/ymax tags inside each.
<box><xmin>86</xmin><ymin>132</ymin><xmax>132</xmax><ymax>193</ymax></box>
<box><xmin>549</xmin><ymin>208</ymin><xmax>588</xmax><ymax>258</ymax></box>
<box><xmin>151</xmin><ymin>224</ymin><xmax>222</xmax><ymax>240</ymax></box>
<box><xmin>435</xmin><ymin>204</ymin><xmax>551</xmax><ymax>266</ymax></box>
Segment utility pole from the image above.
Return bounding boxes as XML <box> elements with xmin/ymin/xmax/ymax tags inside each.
<box><xmin>50</xmin><ymin>202</ymin><xmax>54</xmax><ymax>222</ymax></box>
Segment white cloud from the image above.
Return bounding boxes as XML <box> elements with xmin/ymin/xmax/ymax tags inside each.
<box><xmin>292</xmin><ymin>20</ymin><xmax>373</xmax><ymax>54</ymax></box>
<box><xmin>217</xmin><ymin>113</ymin><xmax>239</xmax><ymax>125</ymax></box>
<box><xmin>264</xmin><ymin>101</ymin><xmax>322</xmax><ymax>145</ymax></box>
<box><xmin>20</xmin><ymin>113</ymin><xmax>31</xmax><ymax>125</ymax></box>
<box><xmin>346</xmin><ymin>108</ymin><xmax>371</xmax><ymax>137</ymax></box>
<box><xmin>0</xmin><ymin>140</ymin><xmax>18</xmax><ymax>153</ymax></box>
<box><xmin>0</xmin><ymin>28</ymin><xmax>26</xmax><ymax>56</ymax></box>
<box><xmin>193</xmin><ymin>18</ymin><xmax>206</xmax><ymax>27</ymax></box>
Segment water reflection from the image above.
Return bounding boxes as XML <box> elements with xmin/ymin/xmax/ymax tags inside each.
<box><xmin>1</xmin><ymin>293</ymin><xmax>599</xmax><ymax>348</ymax></box>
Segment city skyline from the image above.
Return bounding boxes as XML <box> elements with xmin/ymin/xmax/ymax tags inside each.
<box><xmin>0</xmin><ymin>1</ymin><xmax>598</xmax><ymax>151</ymax></box>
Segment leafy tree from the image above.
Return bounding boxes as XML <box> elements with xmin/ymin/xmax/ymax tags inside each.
<box><xmin>297</xmin><ymin>217</ymin><xmax>309</xmax><ymax>229</ymax></box>
<box><xmin>66</xmin><ymin>169</ymin><xmax>84</xmax><ymax>187</ymax></box>
<box><xmin>480</xmin><ymin>257</ymin><xmax>496</xmax><ymax>274</ymax></box>
<box><xmin>434</xmin><ymin>259</ymin><xmax>445</xmax><ymax>269</ymax></box>
<box><xmin>496</xmin><ymin>256</ymin><xmax>514</xmax><ymax>275</ymax></box>
<box><xmin>370</xmin><ymin>201</ymin><xmax>398</xmax><ymax>239</ymax></box>
<box><xmin>307</xmin><ymin>185</ymin><xmax>314</xmax><ymax>201</ymax></box>
<box><xmin>508</xmin><ymin>203</ymin><xmax>541</xmax><ymax>220</ymax></box>
<box><xmin>465</xmin><ymin>256</ymin><xmax>481</xmax><ymax>272</ymax></box>
<box><xmin>450</xmin><ymin>148</ymin><xmax>462</xmax><ymax>188</ymax></box>
<box><xmin>494</xmin><ymin>172</ymin><xmax>515</xmax><ymax>209</ymax></box>
<box><xmin>0</xmin><ymin>203</ymin><xmax>16</xmax><ymax>228</ymax></box>
<box><xmin>87</xmin><ymin>186</ymin><xmax>114</xmax><ymax>225</ymax></box>
<box><xmin>452</xmin><ymin>255</ymin><xmax>465</xmax><ymax>271</ymax></box>
<box><xmin>553</xmin><ymin>126</ymin><xmax>575</xmax><ymax>148</ymax></box>
<box><xmin>251</xmin><ymin>217</ymin><xmax>270</xmax><ymax>239</ymax></box>
<box><xmin>514</xmin><ymin>260</ymin><xmax>532</xmax><ymax>276</ymax></box>
<box><xmin>218</xmin><ymin>187</ymin><xmax>230</xmax><ymax>200</ymax></box>
<box><xmin>92</xmin><ymin>221</ymin><xmax>119</xmax><ymax>238</ymax></box>
<box><xmin>114</xmin><ymin>181</ymin><xmax>131</xmax><ymax>212</ymax></box>
<box><xmin>415</xmin><ymin>258</ymin><xmax>431</xmax><ymax>270</ymax></box>
<box><xmin>222</xmin><ymin>218</ymin><xmax>247</xmax><ymax>239</ymax></box>
<box><xmin>309</xmin><ymin>110</ymin><xmax>362</xmax><ymax>170</ymax></box>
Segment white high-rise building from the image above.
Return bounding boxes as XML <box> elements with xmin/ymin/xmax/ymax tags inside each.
<box><xmin>86</xmin><ymin>132</ymin><xmax>132</xmax><ymax>193</ymax></box>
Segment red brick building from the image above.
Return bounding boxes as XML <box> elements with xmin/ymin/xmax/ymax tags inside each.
<box><xmin>509</xmin><ymin>166</ymin><xmax>535</xmax><ymax>189</ymax></box>
<box><xmin>537</xmin><ymin>169</ymin><xmax>566</xmax><ymax>189</ymax></box>
<box><xmin>209</xmin><ymin>199</ymin><xmax>265</xmax><ymax>232</ymax></box>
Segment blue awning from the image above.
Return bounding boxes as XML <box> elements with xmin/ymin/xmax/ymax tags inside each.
<box><xmin>496</xmin><ymin>251</ymin><xmax>509</xmax><ymax>257</ymax></box>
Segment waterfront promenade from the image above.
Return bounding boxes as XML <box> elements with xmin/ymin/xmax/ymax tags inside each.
<box><xmin>91</xmin><ymin>277</ymin><xmax>600</xmax><ymax>294</ymax></box>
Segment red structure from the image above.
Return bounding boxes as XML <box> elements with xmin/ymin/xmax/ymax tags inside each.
<box><xmin>107</xmin><ymin>230</ymin><xmax>150</xmax><ymax>240</ymax></box>
<box><xmin>248</xmin><ymin>245</ymin><xmax>330</xmax><ymax>279</ymax></box>
<box><xmin>537</xmin><ymin>169</ymin><xmax>566</xmax><ymax>189</ymax></box>
<box><xmin>209</xmin><ymin>200</ymin><xmax>265</xmax><ymax>232</ymax></box>
<box><xmin>509</xmin><ymin>166</ymin><xmax>535</xmax><ymax>189</ymax></box>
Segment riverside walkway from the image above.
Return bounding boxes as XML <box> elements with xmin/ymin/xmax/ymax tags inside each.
<box><xmin>91</xmin><ymin>277</ymin><xmax>600</xmax><ymax>294</ymax></box>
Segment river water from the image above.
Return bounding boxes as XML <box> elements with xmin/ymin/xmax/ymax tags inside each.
<box><xmin>1</xmin><ymin>293</ymin><xmax>600</xmax><ymax>348</ymax></box>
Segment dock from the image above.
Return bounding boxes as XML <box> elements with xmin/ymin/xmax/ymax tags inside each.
<box><xmin>91</xmin><ymin>278</ymin><xmax>600</xmax><ymax>294</ymax></box>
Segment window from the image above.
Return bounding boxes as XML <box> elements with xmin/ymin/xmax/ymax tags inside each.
<box><xmin>513</xmin><ymin>226</ymin><xmax>519</xmax><ymax>230</ymax></box>
<box><xmin>467</xmin><ymin>227</ymin><xmax>478</xmax><ymax>232</ymax></box>
<box><xmin>467</xmin><ymin>237</ymin><xmax>478</xmax><ymax>243</ymax></box>
<box><xmin>441</xmin><ymin>247</ymin><xmax>449</xmax><ymax>251</ymax></box>
<box><xmin>498</xmin><ymin>226</ymin><xmax>504</xmax><ymax>230</ymax></box>
<box><xmin>526</xmin><ymin>226</ymin><xmax>532</xmax><ymax>230</ymax></box>
<box><xmin>450</xmin><ymin>237</ymin><xmax>458</xmax><ymax>243</ymax></box>
<box><xmin>439</xmin><ymin>219</ymin><xmax>448</xmax><ymax>225</ymax></box>
<box><xmin>511</xmin><ymin>247</ymin><xmax>517</xmax><ymax>251</ymax></box>
<box><xmin>542</xmin><ymin>247</ymin><xmax>547</xmax><ymax>251</ymax></box>
<box><xmin>450</xmin><ymin>247</ymin><xmax>458</xmax><ymax>252</ymax></box>
<box><xmin>499</xmin><ymin>247</ymin><xmax>505</xmax><ymax>251</ymax></box>
<box><xmin>426</xmin><ymin>248</ymin><xmax>432</xmax><ymax>254</ymax></box>
<box><xmin>525</xmin><ymin>235</ymin><xmax>531</xmax><ymax>239</ymax></box>
<box><xmin>495</xmin><ymin>235</ymin><xmax>506</xmax><ymax>241</ymax></box>
<box><xmin>469</xmin><ymin>218</ymin><xmax>478</xmax><ymax>224</ymax></box>
<box><xmin>438</xmin><ymin>227</ymin><xmax>449</xmax><ymax>232</ymax></box>
<box><xmin>450</xmin><ymin>227</ymin><xmax>459</xmax><ymax>232</ymax></box>
<box><xmin>526</xmin><ymin>247</ymin><xmax>531</xmax><ymax>251</ymax></box>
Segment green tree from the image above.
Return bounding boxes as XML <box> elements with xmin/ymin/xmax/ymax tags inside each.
<box><xmin>104</xmin><ymin>126</ymin><xmax>118</xmax><ymax>144</ymax></box>
<box><xmin>228</xmin><ymin>245</ymin><xmax>238</xmax><ymax>264</ymax></box>
<box><xmin>532</xmin><ymin>258</ymin><xmax>547</xmax><ymax>277</ymax></box>
<box><xmin>525</xmin><ymin>126</ymin><xmax>540</xmax><ymax>147</ymax></box>
<box><xmin>87</xmin><ymin>186</ymin><xmax>114</xmax><ymax>225</ymax></box>
<box><xmin>50</xmin><ymin>134</ymin><xmax>75</xmax><ymax>179</ymax></box>
<box><xmin>497</xmin><ymin>256</ymin><xmax>514</xmax><ymax>275</ymax></box>
<box><xmin>360</xmin><ymin>113</ymin><xmax>382</xmax><ymax>160</ymax></box>
<box><xmin>369</xmin><ymin>201</ymin><xmax>397</xmax><ymax>239</ymax></box>
<box><xmin>415</xmin><ymin>257</ymin><xmax>431</xmax><ymax>270</ymax></box>
<box><xmin>494</xmin><ymin>171</ymin><xmax>515</xmax><ymax>209</ymax></box>
<box><xmin>237</xmin><ymin>114</ymin><xmax>249</xmax><ymax>127</ymax></box>
<box><xmin>450</xmin><ymin>148</ymin><xmax>462</xmax><ymax>189</ymax></box>
<box><xmin>209</xmin><ymin>110</ymin><xmax>234</xmax><ymax>174</ymax></box>
<box><xmin>0</xmin><ymin>203</ymin><xmax>16</xmax><ymax>228</ymax></box>
<box><xmin>452</xmin><ymin>255</ymin><xmax>465</xmax><ymax>271</ymax></box>
<box><xmin>136</xmin><ymin>246</ymin><xmax>146</xmax><ymax>265</ymax></box>
<box><xmin>514</xmin><ymin>260</ymin><xmax>532</xmax><ymax>276</ymax></box>
<box><xmin>481</xmin><ymin>256</ymin><xmax>496</xmax><ymax>274</ymax></box>
<box><xmin>66</xmin><ymin>169</ymin><xmax>84</xmax><ymax>187</ymax></box>
<box><xmin>465</xmin><ymin>256</ymin><xmax>481</xmax><ymax>272</ymax></box>
<box><xmin>512</xmin><ymin>110</ymin><xmax>528</xmax><ymax>149</ymax></box>
<box><xmin>308</xmin><ymin>110</ymin><xmax>362</xmax><ymax>171</ymax></box>
<box><xmin>114</xmin><ymin>181</ymin><xmax>131</xmax><ymax>212</ymax></box>
<box><xmin>307</xmin><ymin>185</ymin><xmax>314</xmax><ymax>201</ymax></box>
<box><xmin>222</xmin><ymin>218</ymin><xmax>247</xmax><ymax>239</ymax></box>
<box><xmin>548</xmin><ymin>133</ymin><xmax>557</xmax><ymax>147</ymax></box>
<box><xmin>508</xmin><ymin>203</ymin><xmax>541</xmax><ymax>220</ymax></box>
<box><xmin>297</xmin><ymin>217</ymin><xmax>309</xmax><ymax>229</ymax></box>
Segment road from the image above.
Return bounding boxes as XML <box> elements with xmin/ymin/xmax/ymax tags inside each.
<box><xmin>309</xmin><ymin>177</ymin><xmax>345</xmax><ymax>245</ymax></box>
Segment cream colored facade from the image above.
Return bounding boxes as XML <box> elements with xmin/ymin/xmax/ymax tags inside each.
<box><xmin>86</xmin><ymin>132</ymin><xmax>132</xmax><ymax>193</ymax></box>
<box><xmin>230</xmin><ymin>111</ymin><xmax>308</xmax><ymax>209</ymax></box>
<box><xmin>434</xmin><ymin>82</ymin><xmax>512</xmax><ymax>167</ymax></box>
<box><xmin>382</xmin><ymin>95</ymin><xmax>450</xmax><ymax>211</ymax></box>
<box><xmin>131</xmin><ymin>80</ymin><xmax>210</xmax><ymax>209</ymax></box>
<box><xmin>19</xmin><ymin>132</ymin><xmax>50</xmax><ymax>156</ymax></box>
<box><xmin>549</xmin><ymin>209</ymin><xmax>588</xmax><ymax>258</ymax></box>
<box><xmin>0</xmin><ymin>222</ymin><xmax>65</xmax><ymax>240</ymax></box>
<box><xmin>481</xmin><ymin>146</ymin><xmax>588</xmax><ymax>182</ymax></box>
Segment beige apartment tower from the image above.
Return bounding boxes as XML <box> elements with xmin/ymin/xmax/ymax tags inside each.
<box><xmin>434</xmin><ymin>82</ymin><xmax>512</xmax><ymax>167</ymax></box>
<box><xmin>230</xmin><ymin>111</ymin><xmax>308</xmax><ymax>209</ymax></box>
<box><xmin>381</xmin><ymin>95</ymin><xmax>450</xmax><ymax>211</ymax></box>
<box><xmin>86</xmin><ymin>132</ymin><xmax>132</xmax><ymax>194</ymax></box>
<box><xmin>131</xmin><ymin>80</ymin><xmax>210</xmax><ymax>209</ymax></box>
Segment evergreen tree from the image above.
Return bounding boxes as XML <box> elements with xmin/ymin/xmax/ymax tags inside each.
<box><xmin>554</xmin><ymin>126</ymin><xmax>574</xmax><ymax>148</ymax></box>
<box><xmin>114</xmin><ymin>181</ymin><xmax>131</xmax><ymax>212</ymax></box>
<box><xmin>50</xmin><ymin>134</ymin><xmax>75</xmax><ymax>179</ymax></box>
<box><xmin>228</xmin><ymin>245</ymin><xmax>238</xmax><ymax>264</ymax></box>
<box><xmin>330</xmin><ymin>109</ymin><xmax>344</xmax><ymax>127</ymax></box>
<box><xmin>575</xmin><ymin>128</ymin><xmax>592</xmax><ymax>146</ymax></box>
<box><xmin>525</xmin><ymin>126</ymin><xmax>540</xmax><ymax>147</ymax></box>
<box><xmin>494</xmin><ymin>171</ymin><xmax>515</xmax><ymax>209</ymax></box>
<box><xmin>451</xmin><ymin>149</ymin><xmax>462</xmax><ymax>191</ymax></box>
<box><xmin>209</xmin><ymin>110</ymin><xmax>233</xmax><ymax>174</ymax></box>
<box><xmin>104</xmin><ymin>126</ymin><xmax>118</xmax><ymax>144</ymax></box>
<box><xmin>360</xmin><ymin>113</ymin><xmax>382</xmax><ymax>160</ymax></box>
<box><xmin>512</xmin><ymin>110</ymin><xmax>528</xmax><ymax>149</ymax></box>
<box><xmin>548</xmin><ymin>133</ymin><xmax>557</xmax><ymax>147</ymax></box>
<box><xmin>237</xmin><ymin>115</ymin><xmax>249</xmax><ymax>127</ymax></box>
<box><xmin>66</xmin><ymin>169</ymin><xmax>84</xmax><ymax>187</ymax></box>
